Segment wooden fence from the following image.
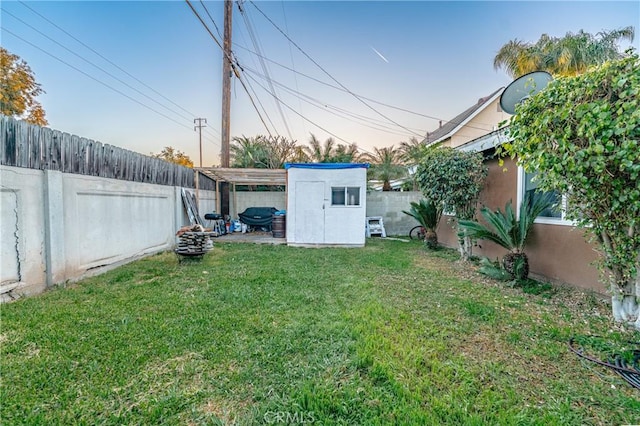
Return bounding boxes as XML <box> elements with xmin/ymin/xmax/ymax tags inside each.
<box><xmin>0</xmin><ymin>116</ymin><xmax>216</xmax><ymax>190</ymax></box>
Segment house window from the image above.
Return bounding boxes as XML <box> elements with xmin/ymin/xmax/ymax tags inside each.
<box><xmin>331</xmin><ymin>187</ymin><xmax>360</xmax><ymax>206</ymax></box>
<box><xmin>518</xmin><ymin>168</ymin><xmax>572</xmax><ymax>225</ymax></box>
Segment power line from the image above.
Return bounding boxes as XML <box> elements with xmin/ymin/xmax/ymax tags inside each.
<box><xmin>3</xmin><ymin>28</ymin><xmax>196</xmax><ymax>132</ymax></box>
<box><xmin>241</xmin><ymin>64</ymin><xmax>426</xmax><ymax>137</ymax></box>
<box><xmin>233</xmin><ymin>42</ymin><xmax>496</xmax><ymax>134</ymax></box>
<box><xmin>185</xmin><ymin>0</ymin><xmax>273</xmax><ymax>137</ymax></box>
<box><xmin>248</xmin><ymin>0</ymin><xmax>424</xmax><ymax>138</ymax></box>
<box><xmin>237</xmin><ymin>1</ymin><xmax>293</xmax><ymax>140</ymax></box>
<box><xmin>279</xmin><ymin>0</ymin><xmax>307</xmax><ymax>135</ymax></box>
<box><xmin>244</xmin><ymin>71</ymin><xmax>369</xmax><ymax>150</ymax></box>
<box><xmin>15</xmin><ymin>0</ymin><xmax>212</xmax><ymax>128</ymax></box>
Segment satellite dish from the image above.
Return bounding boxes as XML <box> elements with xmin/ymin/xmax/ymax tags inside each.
<box><xmin>500</xmin><ymin>71</ymin><xmax>553</xmax><ymax>115</ymax></box>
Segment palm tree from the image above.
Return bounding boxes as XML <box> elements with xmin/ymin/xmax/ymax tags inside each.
<box><xmin>304</xmin><ymin>134</ymin><xmax>336</xmax><ymax>163</ymax></box>
<box><xmin>230</xmin><ymin>135</ymin><xmax>268</xmax><ymax>168</ymax></box>
<box><xmin>458</xmin><ymin>192</ymin><xmax>553</xmax><ymax>280</ymax></box>
<box><xmin>494</xmin><ymin>27</ymin><xmax>635</xmax><ymax>78</ymax></box>
<box><xmin>333</xmin><ymin>143</ymin><xmax>361</xmax><ymax>163</ymax></box>
<box><xmin>398</xmin><ymin>137</ymin><xmax>425</xmax><ymax>165</ymax></box>
<box><xmin>402</xmin><ymin>199</ymin><xmax>442</xmax><ymax>249</ymax></box>
<box><xmin>364</xmin><ymin>146</ymin><xmax>406</xmax><ymax>191</ymax></box>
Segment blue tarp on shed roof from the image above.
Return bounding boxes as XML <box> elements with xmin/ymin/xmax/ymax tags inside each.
<box><xmin>284</xmin><ymin>163</ymin><xmax>370</xmax><ymax>170</ymax></box>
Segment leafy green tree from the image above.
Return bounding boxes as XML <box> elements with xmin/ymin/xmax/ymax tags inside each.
<box><xmin>504</xmin><ymin>52</ymin><xmax>640</xmax><ymax>328</ymax></box>
<box><xmin>458</xmin><ymin>192</ymin><xmax>553</xmax><ymax>280</ymax></box>
<box><xmin>415</xmin><ymin>147</ymin><xmax>487</xmax><ymax>260</ymax></box>
<box><xmin>494</xmin><ymin>27</ymin><xmax>634</xmax><ymax>78</ymax></box>
<box><xmin>403</xmin><ymin>199</ymin><xmax>442</xmax><ymax>249</ymax></box>
<box><xmin>0</xmin><ymin>47</ymin><xmax>48</xmax><ymax>126</ymax></box>
<box><xmin>363</xmin><ymin>146</ymin><xmax>406</xmax><ymax>191</ymax></box>
<box><xmin>152</xmin><ymin>146</ymin><xmax>193</xmax><ymax>168</ymax></box>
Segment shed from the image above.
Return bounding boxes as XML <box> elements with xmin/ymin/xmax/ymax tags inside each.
<box><xmin>285</xmin><ymin>163</ymin><xmax>369</xmax><ymax>247</ymax></box>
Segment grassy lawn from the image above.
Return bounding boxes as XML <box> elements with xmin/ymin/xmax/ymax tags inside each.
<box><xmin>1</xmin><ymin>239</ymin><xmax>638</xmax><ymax>425</ymax></box>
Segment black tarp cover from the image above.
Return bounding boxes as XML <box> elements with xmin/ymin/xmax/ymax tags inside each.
<box><xmin>238</xmin><ymin>207</ymin><xmax>278</xmax><ymax>227</ymax></box>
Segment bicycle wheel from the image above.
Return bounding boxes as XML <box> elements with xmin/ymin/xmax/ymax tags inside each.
<box><xmin>409</xmin><ymin>226</ymin><xmax>425</xmax><ymax>240</ymax></box>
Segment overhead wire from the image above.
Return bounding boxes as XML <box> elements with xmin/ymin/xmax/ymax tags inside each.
<box><xmin>237</xmin><ymin>0</ymin><xmax>293</xmax><ymax>140</ymax></box>
<box><xmin>279</xmin><ymin>0</ymin><xmax>307</xmax><ymax>135</ymax></box>
<box><xmin>247</xmin><ymin>0</ymin><xmax>425</xmax><ymax>139</ymax></box>
<box><xmin>233</xmin><ymin>42</ymin><xmax>497</xmax><ymax>134</ymax></box>
<box><xmin>15</xmin><ymin>0</ymin><xmax>221</xmax><ymax>142</ymax></box>
<box><xmin>243</xmin><ymin>72</ymin><xmax>355</xmax><ymax>146</ymax></box>
<box><xmin>185</xmin><ymin>0</ymin><xmax>274</xmax><ymax>137</ymax></box>
<box><xmin>241</xmin><ymin>64</ymin><xmax>422</xmax><ymax>137</ymax></box>
<box><xmin>3</xmin><ymin>28</ymin><xmax>199</xmax><ymax>133</ymax></box>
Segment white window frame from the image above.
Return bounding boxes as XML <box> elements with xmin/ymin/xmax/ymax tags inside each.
<box><xmin>330</xmin><ymin>186</ymin><xmax>361</xmax><ymax>207</ymax></box>
<box><xmin>516</xmin><ymin>166</ymin><xmax>574</xmax><ymax>226</ymax></box>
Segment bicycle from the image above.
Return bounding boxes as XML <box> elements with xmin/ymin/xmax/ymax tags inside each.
<box><xmin>409</xmin><ymin>225</ymin><xmax>426</xmax><ymax>240</ymax></box>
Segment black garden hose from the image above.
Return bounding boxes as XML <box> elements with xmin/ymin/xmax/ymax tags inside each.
<box><xmin>569</xmin><ymin>337</ymin><xmax>640</xmax><ymax>390</ymax></box>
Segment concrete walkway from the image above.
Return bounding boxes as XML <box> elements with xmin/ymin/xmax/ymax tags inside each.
<box><xmin>214</xmin><ymin>231</ymin><xmax>286</xmax><ymax>245</ymax></box>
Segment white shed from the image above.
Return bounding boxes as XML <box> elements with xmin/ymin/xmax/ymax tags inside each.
<box><xmin>285</xmin><ymin>163</ymin><xmax>369</xmax><ymax>247</ymax></box>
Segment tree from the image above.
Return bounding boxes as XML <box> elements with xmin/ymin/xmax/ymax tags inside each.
<box><xmin>458</xmin><ymin>192</ymin><xmax>553</xmax><ymax>280</ymax></box>
<box><xmin>494</xmin><ymin>27</ymin><xmax>635</xmax><ymax>78</ymax></box>
<box><xmin>363</xmin><ymin>146</ymin><xmax>406</xmax><ymax>191</ymax></box>
<box><xmin>398</xmin><ymin>136</ymin><xmax>426</xmax><ymax>165</ymax></box>
<box><xmin>152</xmin><ymin>146</ymin><xmax>193</xmax><ymax>168</ymax></box>
<box><xmin>415</xmin><ymin>147</ymin><xmax>487</xmax><ymax>260</ymax></box>
<box><xmin>230</xmin><ymin>135</ymin><xmax>303</xmax><ymax>168</ymax></box>
<box><xmin>399</xmin><ymin>136</ymin><xmax>428</xmax><ymax>190</ymax></box>
<box><xmin>303</xmin><ymin>134</ymin><xmax>338</xmax><ymax>163</ymax></box>
<box><xmin>0</xmin><ymin>47</ymin><xmax>48</xmax><ymax>126</ymax></box>
<box><xmin>230</xmin><ymin>135</ymin><xmax>269</xmax><ymax>168</ymax></box>
<box><xmin>504</xmin><ymin>52</ymin><xmax>640</xmax><ymax>328</ymax></box>
<box><xmin>403</xmin><ymin>199</ymin><xmax>442</xmax><ymax>249</ymax></box>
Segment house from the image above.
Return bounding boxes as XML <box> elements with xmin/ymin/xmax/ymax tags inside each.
<box><xmin>426</xmin><ymin>92</ymin><xmax>602</xmax><ymax>292</ymax></box>
<box><xmin>422</xmin><ymin>88</ymin><xmax>510</xmax><ymax>148</ymax></box>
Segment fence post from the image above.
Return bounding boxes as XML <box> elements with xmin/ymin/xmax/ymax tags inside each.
<box><xmin>44</xmin><ymin>169</ymin><xmax>66</xmax><ymax>286</ymax></box>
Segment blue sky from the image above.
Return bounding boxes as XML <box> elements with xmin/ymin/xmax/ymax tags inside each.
<box><xmin>2</xmin><ymin>1</ymin><xmax>638</xmax><ymax>166</ymax></box>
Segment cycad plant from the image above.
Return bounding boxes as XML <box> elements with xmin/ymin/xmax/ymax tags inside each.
<box><xmin>403</xmin><ymin>199</ymin><xmax>442</xmax><ymax>249</ymax></box>
<box><xmin>458</xmin><ymin>192</ymin><xmax>553</xmax><ymax>279</ymax></box>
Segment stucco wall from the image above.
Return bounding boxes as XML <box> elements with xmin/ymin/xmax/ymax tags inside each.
<box><xmin>366</xmin><ymin>191</ymin><xmax>423</xmax><ymax>236</ymax></box>
<box><xmin>451</xmin><ymin>98</ymin><xmax>509</xmax><ymax>148</ymax></box>
<box><xmin>0</xmin><ymin>165</ymin><xmax>216</xmax><ymax>300</ymax></box>
<box><xmin>1</xmin><ymin>166</ymin><xmax>47</xmax><ymax>297</ymax></box>
<box><xmin>435</xmin><ymin>157</ymin><xmax>603</xmax><ymax>292</ymax></box>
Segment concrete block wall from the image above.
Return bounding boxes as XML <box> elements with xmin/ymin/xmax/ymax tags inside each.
<box><xmin>0</xmin><ymin>165</ymin><xmax>216</xmax><ymax>300</ymax></box>
<box><xmin>230</xmin><ymin>190</ymin><xmax>422</xmax><ymax>237</ymax></box>
<box><xmin>365</xmin><ymin>191</ymin><xmax>423</xmax><ymax>237</ymax></box>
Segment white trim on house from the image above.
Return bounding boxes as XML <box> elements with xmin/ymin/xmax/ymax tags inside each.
<box><xmin>429</xmin><ymin>89</ymin><xmax>505</xmax><ymax>145</ymax></box>
<box><xmin>516</xmin><ymin>166</ymin><xmax>575</xmax><ymax>226</ymax></box>
<box><xmin>457</xmin><ymin>128</ymin><xmax>509</xmax><ymax>153</ymax></box>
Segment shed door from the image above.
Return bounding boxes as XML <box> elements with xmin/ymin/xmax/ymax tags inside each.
<box><xmin>295</xmin><ymin>181</ymin><xmax>325</xmax><ymax>244</ymax></box>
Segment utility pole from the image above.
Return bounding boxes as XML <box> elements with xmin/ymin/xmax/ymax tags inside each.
<box><xmin>221</xmin><ymin>0</ymin><xmax>232</xmax><ymax>168</ymax></box>
<box><xmin>194</xmin><ymin>118</ymin><xmax>207</xmax><ymax>167</ymax></box>
<box><xmin>220</xmin><ymin>0</ymin><xmax>233</xmax><ymax>216</ymax></box>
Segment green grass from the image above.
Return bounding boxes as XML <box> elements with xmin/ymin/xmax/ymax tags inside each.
<box><xmin>1</xmin><ymin>240</ymin><xmax>638</xmax><ymax>425</ymax></box>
